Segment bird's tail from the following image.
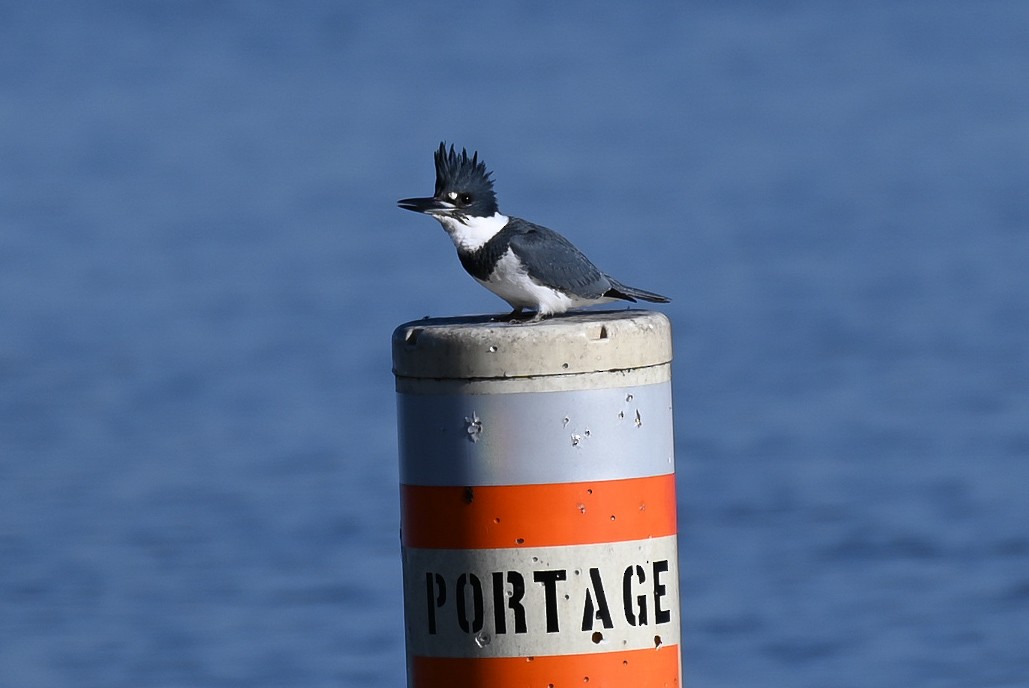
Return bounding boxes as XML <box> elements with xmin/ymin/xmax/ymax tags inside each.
<box><xmin>605</xmin><ymin>278</ymin><xmax>671</xmax><ymax>304</ymax></box>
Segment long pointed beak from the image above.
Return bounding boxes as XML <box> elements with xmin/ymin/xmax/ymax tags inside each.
<box><xmin>397</xmin><ymin>197</ymin><xmax>452</xmax><ymax>214</ymax></box>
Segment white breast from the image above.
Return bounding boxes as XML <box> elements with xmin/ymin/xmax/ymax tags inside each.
<box><xmin>477</xmin><ymin>249</ymin><xmax>590</xmax><ymax>316</ymax></box>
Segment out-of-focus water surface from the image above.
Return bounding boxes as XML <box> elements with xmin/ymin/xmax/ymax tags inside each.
<box><xmin>2</xmin><ymin>3</ymin><xmax>1027</xmax><ymax>686</ymax></box>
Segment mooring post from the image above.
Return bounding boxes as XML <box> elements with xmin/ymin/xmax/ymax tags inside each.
<box><xmin>392</xmin><ymin>310</ymin><xmax>680</xmax><ymax>687</ymax></box>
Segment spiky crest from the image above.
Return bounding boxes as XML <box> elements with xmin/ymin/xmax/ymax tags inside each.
<box><xmin>433</xmin><ymin>142</ymin><xmax>495</xmax><ymax>200</ymax></box>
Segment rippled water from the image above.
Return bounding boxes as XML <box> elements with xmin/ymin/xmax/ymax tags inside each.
<box><xmin>2</xmin><ymin>3</ymin><xmax>1027</xmax><ymax>686</ymax></box>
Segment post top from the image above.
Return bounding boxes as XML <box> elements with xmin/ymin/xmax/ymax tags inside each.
<box><xmin>392</xmin><ymin>309</ymin><xmax>672</xmax><ymax>380</ymax></box>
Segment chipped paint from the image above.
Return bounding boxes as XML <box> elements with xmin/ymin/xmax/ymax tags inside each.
<box><xmin>465</xmin><ymin>413</ymin><xmax>483</xmax><ymax>442</ymax></box>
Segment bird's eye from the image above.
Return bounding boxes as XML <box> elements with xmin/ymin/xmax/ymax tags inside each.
<box><xmin>460</xmin><ymin>194</ymin><xmax>473</xmax><ymax>205</ymax></box>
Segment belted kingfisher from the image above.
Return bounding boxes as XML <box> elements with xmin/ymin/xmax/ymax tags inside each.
<box><xmin>398</xmin><ymin>143</ymin><xmax>670</xmax><ymax>321</ymax></box>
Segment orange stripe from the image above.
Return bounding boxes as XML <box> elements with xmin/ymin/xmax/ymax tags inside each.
<box><xmin>401</xmin><ymin>475</ymin><xmax>677</xmax><ymax>549</ymax></box>
<box><xmin>411</xmin><ymin>646</ymin><xmax>680</xmax><ymax>688</ymax></box>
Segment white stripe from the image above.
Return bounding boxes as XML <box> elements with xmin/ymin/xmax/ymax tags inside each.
<box><xmin>437</xmin><ymin>212</ymin><xmax>509</xmax><ymax>252</ymax></box>
<box><xmin>403</xmin><ymin>536</ymin><xmax>680</xmax><ymax>658</ymax></box>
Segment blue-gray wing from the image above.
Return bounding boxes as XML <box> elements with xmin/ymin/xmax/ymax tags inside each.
<box><xmin>503</xmin><ymin>217</ymin><xmax>612</xmax><ymax>298</ymax></box>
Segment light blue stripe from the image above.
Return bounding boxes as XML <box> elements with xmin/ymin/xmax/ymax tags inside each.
<box><xmin>398</xmin><ymin>381</ymin><xmax>674</xmax><ymax>486</ymax></box>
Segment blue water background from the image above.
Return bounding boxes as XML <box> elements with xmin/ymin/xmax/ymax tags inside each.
<box><xmin>2</xmin><ymin>3</ymin><xmax>1028</xmax><ymax>686</ymax></box>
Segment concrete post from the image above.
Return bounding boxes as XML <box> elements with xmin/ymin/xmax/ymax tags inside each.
<box><xmin>393</xmin><ymin>310</ymin><xmax>680</xmax><ymax>687</ymax></box>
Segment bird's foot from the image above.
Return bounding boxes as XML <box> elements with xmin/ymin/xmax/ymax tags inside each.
<box><xmin>492</xmin><ymin>308</ymin><xmax>552</xmax><ymax>324</ymax></box>
<box><xmin>493</xmin><ymin>308</ymin><xmax>527</xmax><ymax>323</ymax></box>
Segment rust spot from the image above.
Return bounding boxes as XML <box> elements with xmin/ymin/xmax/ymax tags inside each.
<box><xmin>591</xmin><ymin>631</ymin><xmax>604</xmax><ymax>644</ymax></box>
<box><xmin>515</xmin><ymin>537</ymin><xmax>524</xmax><ymax>545</ymax></box>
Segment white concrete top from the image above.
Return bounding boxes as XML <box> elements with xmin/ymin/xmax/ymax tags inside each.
<box><xmin>392</xmin><ymin>309</ymin><xmax>672</xmax><ymax>380</ymax></box>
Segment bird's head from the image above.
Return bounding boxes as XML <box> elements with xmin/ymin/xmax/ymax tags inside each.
<box><xmin>398</xmin><ymin>142</ymin><xmax>499</xmax><ymax>222</ymax></box>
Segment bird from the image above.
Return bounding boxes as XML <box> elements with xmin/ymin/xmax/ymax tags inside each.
<box><xmin>397</xmin><ymin>142</ymin><xmax>670</xmax><ymax>322</ymax></box>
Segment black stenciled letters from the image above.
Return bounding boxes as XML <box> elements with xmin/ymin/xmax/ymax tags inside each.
<box><xmin>623</xmin><ymin>564</ymin><xmax>648</xmax><ymax>626</ymax></box>
<box><xmin>422</xmin><ymin>559</ymin><xmax>672</xmax><ymax>637</ymax></box>
<box><xmin>581</xmin><ymin>567</ymin><xmax>614</xmax><ymax>631</ymax></box>
<box><xmin>492</xmin><ymin>571</ymin><xmax>528</xmax><ymax>634</ymax></box>
<box><xmin>532</xmin><ymin>569</ymin><xmax>567</xmax><ymax>633</ymax></box>
<box><xmin>425</xmin><ymin>572</ymin><xmax>446</xmax><ymax>635</ymax></box>
<box><xmin>456</xmin><ymin>573</ymin><xmax>484</xmax><ymax>633</ymax></box>
<box><xmin>653</xmin><ymin>560</ymin><xmax>671</xmax><ymax>625</ymax></box>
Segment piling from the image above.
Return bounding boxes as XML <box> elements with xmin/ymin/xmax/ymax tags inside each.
<box><xmin>392</xmin><ymin>310</ymin><xmax>680</xmax><ymax>687</ymax></box>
